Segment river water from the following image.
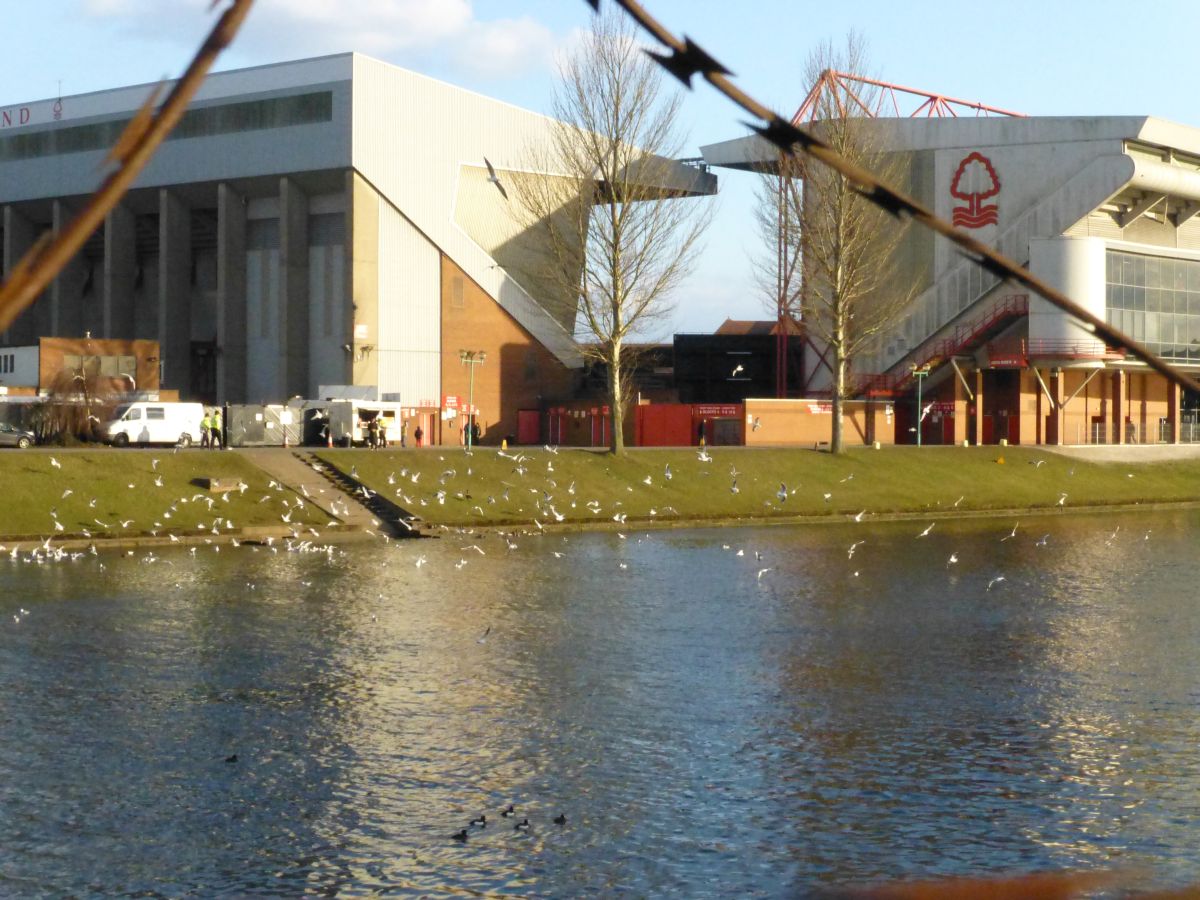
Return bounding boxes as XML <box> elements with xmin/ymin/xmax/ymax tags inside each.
<box><xmin>3</xmin><ymin>509</ymin><xmax>1200</xmax><ymax>897</ymax></box>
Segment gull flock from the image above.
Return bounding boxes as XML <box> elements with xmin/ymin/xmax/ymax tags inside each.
<box><xmin>4</xmin><ymin>447</ymin><xmax>1153</xmax><ymax>632</ymax></box>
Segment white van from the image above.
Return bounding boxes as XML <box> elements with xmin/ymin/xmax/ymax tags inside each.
<box><xmin>104</xmin><ymin>402</ymin><xmax>205</xmax><ymax>447</ymax></box>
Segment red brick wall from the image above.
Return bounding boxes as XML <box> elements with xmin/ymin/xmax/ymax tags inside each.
<box><xmin>438</xmin><ymin>255</ymin><xmax>577</xmax><ymax>446</ymax></box>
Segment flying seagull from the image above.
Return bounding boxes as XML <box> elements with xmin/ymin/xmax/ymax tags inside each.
<box><xmin>484</xmin><ymin>157</ymin><xmax>509</xmax><ymax>200</ymax></box>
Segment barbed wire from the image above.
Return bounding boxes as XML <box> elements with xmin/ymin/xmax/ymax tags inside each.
<box><xmin>597</xmin><ymin>0</ymin><xmax>1200</xmax><ymax>396</ymax></box>
<box><xmin>0</xmin><ymin>0</ymin><xmax>255</xmax><ymax>334</ymax></box>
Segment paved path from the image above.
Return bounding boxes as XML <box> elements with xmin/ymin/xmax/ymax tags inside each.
<box><xmin>1042</xmin><ymin>444</ymin><xmax>1200</xmax><ymax>463</ymax></box>
<box><xmin>236</xmin><ymin>448</ymin><xmax>378</xmax><ymax>531</ymax></box>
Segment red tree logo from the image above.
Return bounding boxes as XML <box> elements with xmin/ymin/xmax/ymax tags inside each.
<box><xmin>950</xmin><ymin>151</ymin><xmax>1000</xmax><ymax>228</ymax></box>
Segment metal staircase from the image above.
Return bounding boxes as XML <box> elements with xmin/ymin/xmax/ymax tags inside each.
<box><xmin>855</xmin><ymin>294</ymin><xmax>1030</xmax><ymax>397</ymax></box>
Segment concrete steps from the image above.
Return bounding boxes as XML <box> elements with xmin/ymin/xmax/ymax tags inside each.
<box><xmin>292</xmin><ymin>451</ymin><xmax>424</xmax><ymax>538</ymax></box>
<box><xmin>235</xmin><ymin>447</ymin><xmax>379</xmax><ymax>534</ymax></box>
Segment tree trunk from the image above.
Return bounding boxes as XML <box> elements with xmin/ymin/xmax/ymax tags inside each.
<box><xmin>608</xmin><ymin>346</ymin><xmax>625</xmax><ymax>455</ymax></box>
<box><xmin>831</xmin><ymin>352</ymin><xmax>846</xmax><ymax>454</ymax></box>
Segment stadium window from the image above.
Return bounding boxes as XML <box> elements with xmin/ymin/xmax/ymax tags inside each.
<box><xmin>0</xmin><ymin>91</ymin><xmax>333</xmax><ymax>162</ymax></box>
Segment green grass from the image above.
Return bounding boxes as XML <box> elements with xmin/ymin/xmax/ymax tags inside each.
<box><xmin>6</xmin><ymin>445</ymin><xmax>1198</xmax><ymax>542</ymax></box>
<box><xmin>0</xmin><ymin>449</ymin><xmax>325</xmax><ymax>541</ymax></box>
<box><xmin>313</xmin><ymin>444</ymin><xmax>1200</xmax><ymax>529</ymax></box>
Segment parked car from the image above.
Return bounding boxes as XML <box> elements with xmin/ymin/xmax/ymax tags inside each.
<box><xmin>0</xmin><ymin>422</ymin><xmax>35</xmax><ymax>449</ymax></box>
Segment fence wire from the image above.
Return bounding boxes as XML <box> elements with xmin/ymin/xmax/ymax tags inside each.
<box><xmin>599</xmin><ymin>0</ymin><xmax>1200</xmax><ymax>396</ymax></box>
<box><xmin>0</xmin><ymin>0</ymin><xmax>255</xmax><ymax>333</ymax></box>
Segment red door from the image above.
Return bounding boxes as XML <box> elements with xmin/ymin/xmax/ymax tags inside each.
<box><xmin>517</xmin><ymin>409</ymin><xmax>540</xmax><ymax>444</ymax></box>
<box><xmin>942</xmin><ymin>415</ymin><xmax>955</xmax><ymax>445</ymax></box>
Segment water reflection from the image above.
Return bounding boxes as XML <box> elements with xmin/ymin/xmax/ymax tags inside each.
<box><xmin>3</xmin><ymin>510</ymin><xmax>1200</xmax><ymax>895</ymax></box>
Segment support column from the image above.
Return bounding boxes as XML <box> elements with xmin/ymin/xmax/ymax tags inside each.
<box><xmin>348</xmin><ymin>171</ymin><xmax>378</xmax><ymax>391</ymax></box>
<box><xmin>158</xmin><ymin>189</ymin><xmax>192</xmax><ymax>393</ymax></box>
<box><xmin>104</xmin><ymin>205</ymin><xmax>136</xmax><ymax>338</ymax></box>
<box><xmin>1049</xmin><ymin>370</ymin><xmax>1064</xmax><ymax>445</ymax></box>
<box><xmin>1112</xmin><ymin>370</ymin><xmax>1126</xmax><ymax>445</ymax></box>
<box><xmin>973</xmin><ymin>370</ymin><xmax>985</xmax><ymax>445</ymax></box>
<box><xmin>2</xmin><ymin>205</ymin><xmax>39</xmax><ymax>344</ymax></box>
<box><xmin>279</xmin><ymin>177</ymin><xmax>309</xmax><ymax>398</ymax></box>
<box><xmin>1168</xmin><ymin>380</ymin><xmax>1181</xmax><ymax>445</ymax></box>
<box><xmin>953</xmin><ymin>370</ymin><xmax>969</xmax><ymax>445</ymax></box>
<box><xmin>216</xmin><ymin>183</ymin><xmax>247</xmax><ymax>403</ymax></box>
<box><xmin>52</xmin><ymin>200</ymin><xmax>88</xmax><ymax>337</ymax></box>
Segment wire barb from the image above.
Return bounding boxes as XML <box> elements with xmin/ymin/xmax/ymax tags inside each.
<box><xmin>645</xmin><ymin>36</ymin><xmax>732</xmax><ymax>89</ymax></box>
<box><xmin>745</xmin><ymin>117</ymin><xmax>814</xmax><ymax>153</ymax></box>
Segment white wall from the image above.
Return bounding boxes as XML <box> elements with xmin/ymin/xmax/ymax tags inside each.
<box><xmin>1028</xmin><ymin>237</ymin><xmax>1107</xmax><ymax>346</ymax></box>
<box><xmin>376</xmin><ymin>200</ymin><xmax>440</xmax><ymax>406</ymax></box>
<box><xmin>0</xmin><ymin>346</ymin><xmax>38</xmax><ymax>387</ymax></box>
<box><xmin>350</xmin><ymin>55</ymin><xmax>580</xmax><ymax>369</ymax></box>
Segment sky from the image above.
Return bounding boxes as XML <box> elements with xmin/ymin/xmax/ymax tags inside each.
<box><xmin>3</xmin><ymin>1</ymin><xmax>1200</xmax><ymax>336</ymax></box>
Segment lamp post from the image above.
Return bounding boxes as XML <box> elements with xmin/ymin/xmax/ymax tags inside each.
<box><xmin>458</xmin><ymin>350</ymin><xmax>486</xmax><ymax>450</ymax></box>
<box><xmin>912</xmin><ymin>365</ymin><xmax>930</xmax><ymax>447</ymax></box>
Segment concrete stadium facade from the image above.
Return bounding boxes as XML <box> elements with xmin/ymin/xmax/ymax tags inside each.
<box><xmin>704</xmin><ymin>116</ymin><xmax>1200</xmax><ymax>446</ymax></box>
<box><xmin>0</xmin><ymin>54</ymin><xmax>713</xmax><ymax>445</ymax></box>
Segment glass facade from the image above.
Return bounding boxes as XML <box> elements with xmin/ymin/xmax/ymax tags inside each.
<box><xmin>0</xmin><ymin>91</ymin><xmax>333</xmax><ymax>163</ymax></box>
<box><xmin>1106</xmin><ymin>249</ymin><xmax>1200</xmax><ymax>362</ymax></box>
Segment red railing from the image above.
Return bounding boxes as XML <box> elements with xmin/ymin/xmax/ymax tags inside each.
<box><xmin>1024</xmin><ymin>338</ymin><xmax>1124</xmax><ymax>360</ymax></box>
<box><xmin>853</xmin><ymin>294</ymin><xmax>1029</xmax><ymax>397</ymax></box>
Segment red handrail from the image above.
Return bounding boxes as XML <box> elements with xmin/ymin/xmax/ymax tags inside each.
<box><xmin>851</xmin><ymin>294</ymin><xmax>1029</xmax><ymax>397</ymax></box>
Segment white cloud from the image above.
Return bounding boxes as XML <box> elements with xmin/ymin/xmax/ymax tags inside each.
<box><xmin>451</xmin><ymin>17</ymin><xmax>557</xmax><ymax>79</ymax></box>
<box><xmin>79</xmin><ymin>0</ymin><xmax>559</xmax><ymax>80</ymax></box>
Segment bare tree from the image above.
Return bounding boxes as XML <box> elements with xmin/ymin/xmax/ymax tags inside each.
<box><xmin>516</xmin><ymin>11</ymin><xmax>713</xmax><ymax>454</ymax></box>
<box><xmin>34</xmin><ymin>362</ymin><xmax>119</xmax><ymax>444</ymax></box>
<box><xmin>761</xmin><ymin>34</ymin><xmax>915</xmax><ymax>453</ymax></box>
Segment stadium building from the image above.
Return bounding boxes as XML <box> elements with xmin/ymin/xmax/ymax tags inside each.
<box><xmin>704</xmin><ymin>112</ymin><xmax>1200</xmax><ymax>446</ymax></box>
<box><xmin>0</xmin><ymin>53</ymin><xmax>714</xmax><ymax>445</ymax></box>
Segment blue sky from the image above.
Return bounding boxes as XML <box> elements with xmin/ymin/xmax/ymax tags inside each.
<box><xmin>4</xmin><ymin>1</ymin><xmax>1200</xmax><ymax>335</ymax></box>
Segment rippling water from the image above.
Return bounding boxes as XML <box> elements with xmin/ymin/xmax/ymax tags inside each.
<box><xmin>3</xmin><ymin>510</ymin><xmax>1200</xmax><ymax>896</ymax></box>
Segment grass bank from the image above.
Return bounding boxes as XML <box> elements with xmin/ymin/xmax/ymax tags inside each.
<box><xmin>0</xmin><ymin>449</ymin><xmax>326</xmax><ymax>543</ymax></box>
<box><xmin>313</xmin><ymin>444</ymin><xmax>1200</xmax><ymax>530</ymax></box>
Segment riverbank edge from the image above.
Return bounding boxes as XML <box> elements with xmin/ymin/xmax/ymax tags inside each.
<box><xmin>433</xmin><ymin>496</ymin><xmax>1200</xmax><ymax>536</ymax></box>
<box><xmin>10</xmin><ymin>496</ymin><xmax>1200</xmax><ymax>553</ymax></box>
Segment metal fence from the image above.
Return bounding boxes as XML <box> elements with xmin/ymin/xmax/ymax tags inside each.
<box><xmin>226</xmin><ymin>404</ymin><xmax>302</xmax><ymax>447</ymax></box>
<box><xmin>1180</xmin><ymin>414</ymin><xmax>1200</xmax><ymax>444</ymax></box>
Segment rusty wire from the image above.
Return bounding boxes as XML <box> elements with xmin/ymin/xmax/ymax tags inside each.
<box><xmin>598</xmin><ymin>0</ymin><xmax>1200</xmax><ymax>396</ymax></box>
<box><xmin>0</xmin><ymin>0</ymin><xmax>255</xmax><ymax>334</ymax></box>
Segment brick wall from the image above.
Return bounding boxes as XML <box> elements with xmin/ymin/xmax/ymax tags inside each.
<box><xmin>438</xmin><ymin>255</ymin><xmax>577</xmax><ymax>445</ymax></box>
